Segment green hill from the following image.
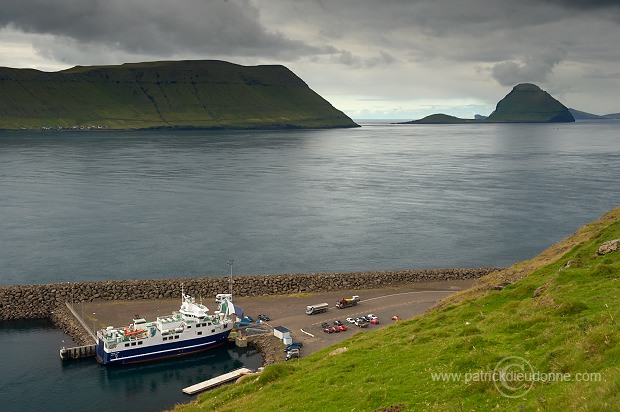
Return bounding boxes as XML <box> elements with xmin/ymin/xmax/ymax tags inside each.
<box><xmin>486</xmin><ymin>83</ymin><xmax>574</xmax><ymax>123</ymax></box>
<box><xmin>0</xmin><ymin>60</ymin><xmax>358</xmax><ymax>130</ymax></box>
<box><xmin>397</xmin><ymin>113</ymin><xmax>475</xmax><ymax>124</ymax></box>
<box><xmin>403</xmin><ymin>83</ymin><xmax>575</xmax><ymax>124</ymax></box>
<box><xmin>175</xmin><ymin>207</ymin><xmax>620</xmax><ymax>411</ymax></box>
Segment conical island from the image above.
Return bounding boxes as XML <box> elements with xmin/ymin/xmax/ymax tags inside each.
<box><xmin>486</xmin><ymin>83</ymin><xmax>574</xmax><ymax>123</ymax></box>
<box><xmin>401</xmin><ymin>83</ymin><xmax>575</xmax><ymax>124</ymax></box>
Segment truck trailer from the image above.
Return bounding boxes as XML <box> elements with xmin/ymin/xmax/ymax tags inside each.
<box><xmin>336</xmin><ymin>295</ymin><xmax>360</xmax><ymax>309</ymax></box>
<box><xmin>305</xmin><ymin>302</ymin><xmax>329</xmax><ymax>315</ymax></box>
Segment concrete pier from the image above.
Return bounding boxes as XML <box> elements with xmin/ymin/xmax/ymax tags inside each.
<box><xmin>182</xmin><ymin>368</ymin><xmax>253</xmax><ymax>394</ymax></box>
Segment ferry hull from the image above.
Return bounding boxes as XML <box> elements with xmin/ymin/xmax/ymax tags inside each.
<box><xmin>96</xmin><ymin>330</ymin><xmax>231</xmax><ymax>365</ymax></box>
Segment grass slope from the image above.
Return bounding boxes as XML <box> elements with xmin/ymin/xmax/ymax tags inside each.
<box><xmin>486</xmin><ymin>83</ymin><xmax>574</xmax><ymax>123</ymax></box>
<box><xmin>174</xmin><ymin>207</ymin><xmax>620</xmax><ymax>411</ymax></box>
<box><xmin>0</xmin><ymin>60</ymin><xmax>358</xmax><ymax>130</ymax></box>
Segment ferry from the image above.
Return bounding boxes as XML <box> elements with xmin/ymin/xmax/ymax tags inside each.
<box><xmin>95</xmin><ymin>291</ymin><xmax>242</xmax><ymax>365</ymax></box>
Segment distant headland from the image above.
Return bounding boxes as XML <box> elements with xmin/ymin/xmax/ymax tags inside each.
<box><xmin>399</xmin><ymin>83</ymin><xmax>577</xmax><ymax>124</ymax></box>
<box><xmin>0</xmin><ymin>60</ymin><xmax>359</xmax><ymax>131</ymax></box>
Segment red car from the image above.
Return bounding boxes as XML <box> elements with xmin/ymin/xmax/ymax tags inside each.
<box><xmin>370</xmin><ymin>318</ymin><xmax>379</xmax><ymax>325</ymax></box>
<box><xmin>337</xmin><ymin>325</ymin><xmax>347</xmax><ymax>331</ymax></box>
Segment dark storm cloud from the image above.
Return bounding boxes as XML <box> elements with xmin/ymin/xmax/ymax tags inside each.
<box><xmin>1</xmin><ymin>0</ymin><xmax>619</xmax><ymax>65</ymax></box>
<box><xmin>1</xmin><ymin>0</ymin><xmax>619</xmax><ymax>115</ymax></box>
<box><xmin>0</xmin><ymin>0</ymin><xmax>326</xmax><ymax>59</ymax></box>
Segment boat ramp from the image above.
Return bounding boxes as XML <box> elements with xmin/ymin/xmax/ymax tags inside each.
<box><xmin>182</xmin><ymin>367</ymin><xmax>253</xmax><ymax>395</ymax></box>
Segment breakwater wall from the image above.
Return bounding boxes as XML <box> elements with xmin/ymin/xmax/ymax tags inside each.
<box><xmin>1</xmin><ymin>268</ymin><xmax>499</xmax><ymax>322</ymax></box>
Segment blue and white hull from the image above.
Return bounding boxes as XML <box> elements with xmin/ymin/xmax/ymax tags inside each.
<box><xmin>95</xmin><ymin>291</ymin><xmax>240</xmax><ymax>366</ymax></box>
<box><xmin>96</xmin><ymin>330</ymin><xmax>231</xmax><ymax>365</ymax></box>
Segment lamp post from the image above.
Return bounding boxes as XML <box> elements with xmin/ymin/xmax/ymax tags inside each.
<box><xmin>227</xmin><ymin>259</ymin><xmax>234</xmax><ymax>297</ymax></box>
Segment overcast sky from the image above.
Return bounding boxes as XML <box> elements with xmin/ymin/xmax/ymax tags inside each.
<box><xmin>1</xmin><ymin>0</ymin><xmax>619</xmax><ymax>119</ymax></box>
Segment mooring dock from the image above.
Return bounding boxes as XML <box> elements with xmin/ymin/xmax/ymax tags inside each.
<box><xmin>182</xmin><ymin>368</ymin><xmax>253</xmax><ymax>395</ymax></box>
<box><xmin>60</xmin><ymin>344</ymin><xmax>97</xmax><ymax>361</ymax></box>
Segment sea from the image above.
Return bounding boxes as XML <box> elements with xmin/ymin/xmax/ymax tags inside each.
<box><xmin>1</xmin><ymin>120</ymin><xmax>619</xmax><ymax>411</ymax></box>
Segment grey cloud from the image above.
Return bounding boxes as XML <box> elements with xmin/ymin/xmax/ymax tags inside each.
<box><xmin>0</xmin><ymin>0</ymin><xmax>320</xmax><ymax>59</ymax></box>
<box><xmin>490</xmin><ymin>49</ymin><xmax>567</xmax><ymax>86</ymax></box>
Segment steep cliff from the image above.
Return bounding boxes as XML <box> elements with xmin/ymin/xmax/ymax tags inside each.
<box><xmin>0</xmin><ymin>60</ymin><xmax>358</xmax><ymax>130</ymax></box>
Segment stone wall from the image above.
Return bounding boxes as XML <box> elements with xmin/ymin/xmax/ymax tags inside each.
<box><xmin>0</xmin><ymin>268</ymin><xmax>499</xmax><ymax>322</ymax></box>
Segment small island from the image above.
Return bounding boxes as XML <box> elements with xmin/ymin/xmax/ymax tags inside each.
<box><xmin>399</xmin><ymin>83</ymin><xmax>575</xmax><ymax>124</ymax></box>
<box><xmin>0</xmin><ymin>60</ymin><xmax>359</xmax><ymax>131</ymax></box>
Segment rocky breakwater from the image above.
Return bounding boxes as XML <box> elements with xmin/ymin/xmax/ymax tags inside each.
<box><xmin>1</xmin><ymin>268</ymin><xmax>499</xmax><ymax>338</ymax></box>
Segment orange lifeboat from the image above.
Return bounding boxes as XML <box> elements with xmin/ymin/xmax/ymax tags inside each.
<box><xmin>124</xmin><ymin>328</ymin><xmax>145</xmax><ymax>337</ymax></box>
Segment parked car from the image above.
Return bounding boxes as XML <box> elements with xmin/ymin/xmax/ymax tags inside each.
<box><xmin>286</xmin><ymin>341</ymin><xmax>303</xmax><ymax>348</ymax></box>
<box><xmin>286</xmin><ymin>348</ymin><xmax>300</xmax><ymax>360</ymax></box>
<box><xmin>337</xmin><ymin>325</ymin><xmax>347</xmax><ymax>331</ymax></box>
<box><xmin>370</xmin><ymin>318</ymin><xmax>379</xmax><ymax>325</ymax></box>
<box><xmin>323</xmin><ymin>326</ymin><xmax>333</xmax><ymax>333</ymax></box>
<box><xmin>367</xmin><ymin>314</ymin><xmax>377</xmax><ymax>320</ymax></box>
<box><xmin>332</xmin><ymin>326</ymin><xmax>340</xmax><ymax>333</ymax></box>
<box><xmin>258</xmin><ymin>314</ymin><xmax>270</xmax><ymax>321</ymax></box>
<box><xmin>333</xmin><ymin>320</ymin><xmax>343</xmax><ymax>326</ymax></box>
<box><xmin>391</xmin><ymin>315</ymin><xmax>401</xmax><ymax>321</ymax></box>
<box><xmin>321</xmin><ymin>322</ymin><xmax>331</xmax><ymax>329</ymax></box>
<box><xmin>355</xmin><ymin>321</ymin><xmax>369</xmax><ymax>328</ymax></box>
<box><xmin>346</xmin><ymin>318</ymin><xmax>356</xmax><ymax>324</ymax></box>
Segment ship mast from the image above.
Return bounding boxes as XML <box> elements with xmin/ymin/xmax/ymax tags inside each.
<box><xmin>227</xmin><ymin>259</ymin><xmax>234</xmax><ymax>298</ymax></box>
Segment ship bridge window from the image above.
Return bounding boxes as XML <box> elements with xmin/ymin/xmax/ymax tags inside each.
<box><xmin>212</xmin><ymin>329</ymin><xmax>215</xmax><ymax>333</ymax></box>
<box><xmin>197</xmin><ymin>331</ymin><xmax>202</xmax><ymax>336</ymax></box>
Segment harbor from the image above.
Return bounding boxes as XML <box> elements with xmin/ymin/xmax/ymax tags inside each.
<box><xmin>62</xmin><ymin>279</ymin><xmax>474</xmax><ymax>365</ymax></box>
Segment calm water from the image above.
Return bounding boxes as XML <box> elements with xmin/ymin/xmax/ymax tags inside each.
<box><xmin>1</xmin><ymin>121</ymin><xmax>620</xmax><ymax>411</ymax></box>
<box><xmin>2</xmin><ymin>121</ymin><xmax>619</xmax><ymax>286</ymax></box>
<box><xmin>0</xmin><ymin>319</ymin><xmax>262</xmax><ymax>412</ymax></box>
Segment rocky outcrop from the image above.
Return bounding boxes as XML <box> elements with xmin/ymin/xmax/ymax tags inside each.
<box><xmin>0</xmin><ymin>268</ymin><xmax>500</xmax><ymax>322</ymax></box>
<box><xmin>597</xmin><ymin>238</ymin><xmax>620</xmax><ymax>255</ymax></box>
<box><xmin>247</xmin><ymin>334</ymin><xmax>286</xmax><ymax>365</ymax></box>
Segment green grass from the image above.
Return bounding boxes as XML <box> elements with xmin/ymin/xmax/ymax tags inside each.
<box><xmin>173</xmin><ymin>207</ymin><xmax>620</xmax><ymax>411</ymax></box>
<box><xmin>0</xmin><ymin>60</ymin><xmax>358</xmax><ymax>130</ymax></box>
<box><xmin>486</xmin><ymin>83</ymin><xmax>574</xmax><ymax>123</ymax></box>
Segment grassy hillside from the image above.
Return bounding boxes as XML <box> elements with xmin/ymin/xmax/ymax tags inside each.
<box><xmin>487</xmin><ymin>83</ymin><xmax>574</xmax><ymax>123</ymax></box>
<box><xmin>174</xmin><ymin>207</ymin><xmax>620</xmax><ymax>411</ymax></box>
<box><xmin>0</xmin><ymin>60</ymin><xmax>358</xmax><ymax>130</ymax></box>
<box><xmin>399</xmin><ymin>114</ymin><xmax>476</xmax><ymax>124</ymax></box>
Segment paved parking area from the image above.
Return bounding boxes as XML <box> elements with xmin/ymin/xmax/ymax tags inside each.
<box><xmin>78</xmin><ymin>279</ymin><xmax>474</xmax><ymax>357</ymax></box>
